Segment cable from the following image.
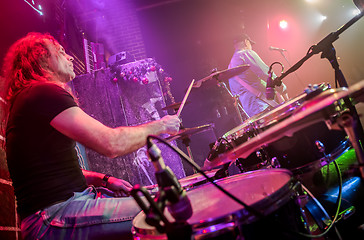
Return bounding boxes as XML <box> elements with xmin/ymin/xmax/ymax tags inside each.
<box><xmin>147</xmin><ymin>135</ymin><xmax>264</xmax><ymax>218</ymax></box>
<box><xmin>295</xmin><ymin>159</ymin><xmax>343</xmax><ymax>238</ymax></box>
<box><xmin>268</xmin><ymin>61</ymin><xmax>284</xmax><ymax>75</ymax></box>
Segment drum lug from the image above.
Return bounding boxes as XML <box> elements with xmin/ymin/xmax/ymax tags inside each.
<box><xmin>315</xmin><ymin>140</ymin><xmax>326</xmax><ymax>154</ymax></box>
<box><xmin>270</xmin><ymin>157</ymin><xmax>281</xmax><ymax>168</ymax></box>
<box><xmin>335</xmin><ymin>206</ymin><xmax>356</xmax><ymax>223</ymax></box>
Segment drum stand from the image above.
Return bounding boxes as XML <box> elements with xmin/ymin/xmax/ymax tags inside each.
<box><xmin>332</xmin><ymin>112</ymin><xmax>364</xmax><ymax>179</ymax></box>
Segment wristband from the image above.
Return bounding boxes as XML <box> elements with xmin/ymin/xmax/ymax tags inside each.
<box><xmin>101</xmin><ymin>174</ymin><xmax>111</xmax><ymax>187</ymax></box>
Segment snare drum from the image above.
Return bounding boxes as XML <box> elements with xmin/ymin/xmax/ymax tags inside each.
<box><xmin>206</xmin><ymin>91</ymin><xmax>311</xmax><ymax>171</ymax></box>
<box><xmin>259</xmin><ymin>89</ymin><xmax>348</xmax><ymax>171</ymax></box>
<box><xmin>209</xmin><ymin>87</ymin><xmax>348</xmax><ymax>173</ymax></box>
<box><xmin>177</xmin><ymin>170</ymin><xmax>218</xmax><ymax>191</ymax></box>
<box><xmin>132</xmin><ymin>169</ymin><xmax>327</xmax><ymax>239</ymax></box>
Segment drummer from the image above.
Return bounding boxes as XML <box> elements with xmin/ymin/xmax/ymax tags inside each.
<box><xmin>228</xmin><ymin>33</ymin><xmax>289</xmax><ymax>118</ymax></box>
<box><xmin>1</xmin><ymin>32</ymin><xmax>181</xmax><ymax>240</ymax></box>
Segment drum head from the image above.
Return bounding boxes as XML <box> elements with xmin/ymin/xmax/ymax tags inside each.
<box><xmin>133</xmin><ymin>169</ymin><xmax>293</xmax><ymax>238</ymax></box>
<box><xmin>187</xmin><ymin>169</ymin><xmax>292</xmax><ymax>225</ymax></box>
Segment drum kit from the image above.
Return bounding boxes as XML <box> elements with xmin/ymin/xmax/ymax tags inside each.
<box><xmin>131</xmin><ymin>5</ymin><xmax>364</xmax><ymax>238</ymax></box>
<box><xmin>131</xmin><ymin>67</ymin><xmax>364</xmax><ymax>239</ymax></box>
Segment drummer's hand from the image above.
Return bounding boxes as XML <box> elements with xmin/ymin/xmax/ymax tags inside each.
<box><xmin>160</xmin><ymin>115</ymin><xmax>181</xmax><ymax>135</ymax></box>
<box><xmin>107</xmin><ymin>177</ymin><xmax>133</xmax><ymax>197</ymax></box>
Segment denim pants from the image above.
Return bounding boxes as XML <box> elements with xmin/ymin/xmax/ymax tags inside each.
<box><xmin>20</xmin><ymin>187</ymin><xmax>142</xmax><ymax>240</ymax></box>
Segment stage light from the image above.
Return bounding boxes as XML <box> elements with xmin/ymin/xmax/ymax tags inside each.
<box><xmin>279</xmin><ymin>20</ymin><xmax>288</xmax><ymax>29</ymax></box>
<box><xmin>319</xmin><ymin>15</ymin><xmax>327</xmax><ymax>21</ymax></box>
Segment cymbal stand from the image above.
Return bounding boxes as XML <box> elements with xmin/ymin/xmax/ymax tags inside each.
<box><xmin>216</xmin><ymin>80</ymin><xmax>250</xmax><ymax>122</ymax></box>
<box><xmin>179</xmin><ymin>124</ymin><xmax>198</xmax><ymax>174</ymax></box>
<box><xmin>169</xmin><ymin>104</ymin><xmax>198</xmax><ymax>173</ymax></box>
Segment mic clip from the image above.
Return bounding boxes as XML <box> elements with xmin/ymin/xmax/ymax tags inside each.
<box><xmin>266</xmin><ymin>70</ymin><xmax>275</xmax><ymax>100</ymax></box>
<box><xmin>131</xmin><ymin>176</ymin><xmax>193</xmax><ymax>239</ymax></box>
<box><xmin>130</xmin><ymin>185</ymin><xmax>169</xmax><ymax>233</ymax></box>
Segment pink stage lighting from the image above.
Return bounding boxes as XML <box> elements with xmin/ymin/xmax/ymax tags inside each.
<box><xmin>279</xmin><ymin>20</ymin><xmax>288</xmax><ymax>29</ymax></box>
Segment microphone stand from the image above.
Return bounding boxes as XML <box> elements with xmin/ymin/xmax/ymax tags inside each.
<box><xmin>131</xmin><ymin>137</ymin><xmax>193</xmax><ymax>239</ymax></box>
<box><xmin>131</xmin><ymin>185</ymin><xmax>193</xmax><ymax>240</ymax></box>
<box><xmin>279</xmin><ymin>51</ymin><xmax>306</xmax><ymax>89</ymax></box>
<box><xmin>272</xmin><ymin>10</ymin><xmax>364</xmax><ymax>178</ymax></box>
<box><xmin>273</xmin><ymin>10</ymin><xmax>364</xmax><ymax>88</ymax></box>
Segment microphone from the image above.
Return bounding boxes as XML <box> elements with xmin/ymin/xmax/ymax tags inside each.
<box><xmin>266</xmin><ymin>70</ymin><xmax>275</xmax><ymax>100</ymax></box>
<box><xmin>269</xmin><ymin>46</ymin><xmax>287</xmax><ymax>52</ymax></box>
<box><xmin>147</xmin><ymin>139</ymin><xmax>193</xmax><ymax>222</ymax></box>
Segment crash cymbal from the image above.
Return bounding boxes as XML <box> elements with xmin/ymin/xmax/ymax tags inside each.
<box><xmin>162</xmin><ymin>101</ymin><xmax>190</xmax><ymax>111</ymax></box>
<box><xmin>193</xmin><ymin>64</ymin><xmax>250</xmax><ymax>88</ymax></box>
<box><xmin>166</xmin><ymin>124</ymin><xmax>213</xmax><ymax>141</ymax></box>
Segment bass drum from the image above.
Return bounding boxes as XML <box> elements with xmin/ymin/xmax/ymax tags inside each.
<box><xmin>132</xmin><ymin>169</ymin><xmax>332</xmax><ymax>240</ymax></box>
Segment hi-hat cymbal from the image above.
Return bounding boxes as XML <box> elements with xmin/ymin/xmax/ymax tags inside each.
<box><xmin>193</xmin><ymin>64</ymin><xmax>250</xmax><ymax>88</ymax></box>
<box><xmin>162</xmin><ymin>101</ymin><xmax>190</xmax><ymax>111</ymax></box>
<box><xmin>166</xmin><ymin>124</ymin><xmax>213</xmax><ymax>141</ymax></box>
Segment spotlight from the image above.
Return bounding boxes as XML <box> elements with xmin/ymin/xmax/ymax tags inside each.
<box><xmin>279</xmin><ymin>20</ymin><xmax>288</xmax><ymax>29</ymax></box>
<box><xmin>319</xmin><ymin>15</ymin><xmax>327</xmax><ymax>21</ymax></box>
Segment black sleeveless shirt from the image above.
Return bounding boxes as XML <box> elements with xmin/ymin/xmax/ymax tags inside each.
<box><xmin>6</xmin><ymin>83</ymin><xmax>88</xmax><ymax>219</ymax></box>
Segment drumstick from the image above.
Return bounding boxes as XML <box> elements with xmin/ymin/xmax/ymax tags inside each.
<box><xmin>176</xmin><ymin>79</ymin><xmax>195</xmax><ymax>117</ymax></box>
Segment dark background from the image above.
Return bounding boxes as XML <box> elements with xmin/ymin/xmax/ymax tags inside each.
<box><xmin>1</xmin><ymin>0</ymin><xmax>364</xmax><ymax>170</ymax></box>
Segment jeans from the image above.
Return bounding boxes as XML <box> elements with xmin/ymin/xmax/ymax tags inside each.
<box><xmin>21</xmin><ymin>187</ymin><xmax>142</xmax><ymax>240</ymax></box>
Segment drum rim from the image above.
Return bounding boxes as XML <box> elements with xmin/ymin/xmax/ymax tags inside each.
<box><xmin>290</xmin><ymin>139</ymin><xmax>350</xmax><ymax>175</ymax></box>
<box><xmin>191</xmin><ymin>169</ymin><xmax>295</xmax><ymax>229</ymax></box>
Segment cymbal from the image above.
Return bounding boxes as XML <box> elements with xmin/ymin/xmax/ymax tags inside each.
<box><xmin>162</xmin><ymin>101</ymin><xmax>189</xmax><ymax>111</ymax></box>
<box><xmin>166</xmin><ymin>124</ymin><xmax>213</xmax><ymax>141</ymax></box>
<box><xmin>202</xmin><ymin>79</ymin><xmax>364</xmax><ymax>170</ymax></box>
<box><xmin>193</xmin><ymin>64</ymin><xmax>250</xmax><ymax>88</ymax></box>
